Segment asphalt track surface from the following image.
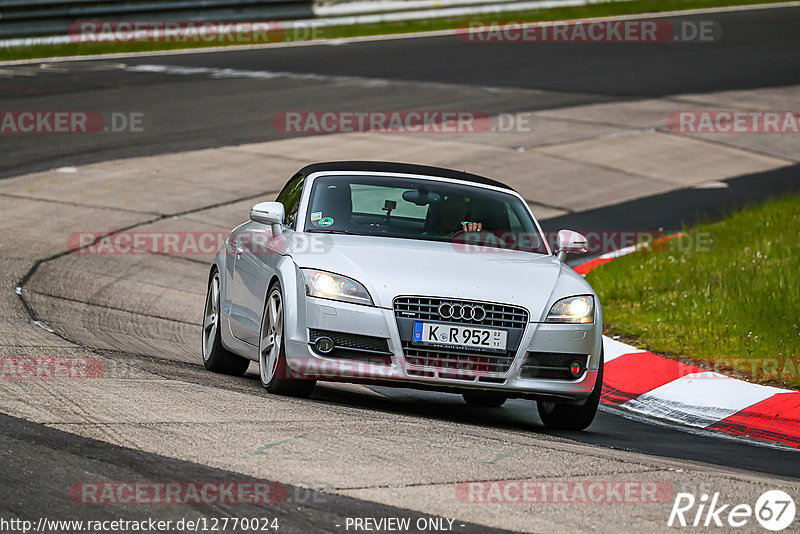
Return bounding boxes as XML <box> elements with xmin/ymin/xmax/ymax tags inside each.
<box><xmin>0</xmin><ymin>412</ymin><xmax>513</xmax><ymax>534</ymax></box>
<box><xmin>2</xmin><ymin>6</ymin><xmax>800</xmax><ymax>178</ymax></box>
<box><xmin>2</xmin><ymin>4</ymin><xmax>800</xmax><ymax>531</ymax></box>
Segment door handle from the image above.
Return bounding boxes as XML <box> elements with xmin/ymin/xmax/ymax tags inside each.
<box><xmin>236</xmin><ymin>245</ymin><xmax>244</xmax><ymax>258</ymax></box>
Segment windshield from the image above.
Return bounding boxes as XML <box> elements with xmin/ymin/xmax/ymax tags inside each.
<box><xmin>303</xmin><ymin>174</ymin><xmax>548</xmax><ymax>254</ymax></box>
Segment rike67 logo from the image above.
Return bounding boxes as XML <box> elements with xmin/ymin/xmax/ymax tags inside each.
<box><xmin>668</xmin><ymin>490</ymin><xmax>796</xmax><ymax>531</ymax></box>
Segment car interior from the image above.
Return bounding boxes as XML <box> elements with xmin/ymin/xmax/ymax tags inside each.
<box><xmin>304</xmin><ymin>178</ymin><xmax>547</xmax><ymax>253</ymax></box>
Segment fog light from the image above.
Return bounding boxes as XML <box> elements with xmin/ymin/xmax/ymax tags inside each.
<box><xmin>569</xmin><ymin>360</ymin><xmax>584</xmax><ymax>378</ymax></box>
<box><xmin>314</xmin><ymin>336</ymin><xmax>335</xmax><ymax>354</ymax></box>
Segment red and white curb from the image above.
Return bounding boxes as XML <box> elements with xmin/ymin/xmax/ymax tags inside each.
<box><xmin>600</xmin><ymin>338</ymin><xmax>800</xmax><ymax>449</ymax></box>
<box><xmin>574</xmin><ymin>239</ymin><xmax>800</xmax><ymax>449</ymax></box>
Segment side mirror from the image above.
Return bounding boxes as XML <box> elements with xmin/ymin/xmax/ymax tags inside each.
<box><xmin>555</xmin><ymin>229</ymin><xmax>588</xmax><ymax>262</ymax></box>
<box><xmin>250</xmin><ymin>201</ymin><xmax>284</xmax><ymax>236</ymax></box>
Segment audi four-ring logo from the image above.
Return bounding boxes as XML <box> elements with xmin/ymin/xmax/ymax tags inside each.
<box><xmin>438</xmin><ymin>303</ymin><xmax>486</xmax><ymax>321</ymax></box>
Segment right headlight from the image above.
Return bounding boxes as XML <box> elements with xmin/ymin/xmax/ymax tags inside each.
<box><xmin>545</xmin><ymin>295</ymin><xmax>594</xmax><ymax>324</ymax></box>
<box><xmin>302</xmin><ymin>269</ymin><xmax>374</xmax><ymax>306</ymax></box>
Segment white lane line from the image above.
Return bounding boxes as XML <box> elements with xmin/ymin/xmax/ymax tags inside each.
<box><xmin>0</xmin><ymin>66</ymin><xmax>42</xmax><ymax>76</ymax></box>
<box><xmin>122</xmin><ymin>63</ymin><xmax>546</xmax><ymax>95</ymax></box>
<box><xmin>620</xmin><ymin>372</ymin><xmax>785</xmax><ymax>428</ymax></box>
<box><xmin>126</xmin><ymin>63</ymin><xmax>387</xmax><ymax>86</ymax></box>
<box><xmin>692</xmin><ymin>180</ymin><xmax>730</xmax><ymax>189</ymax></box>
<box><xmin>32</xmin><ymin>320</ymin><xmax>55</xmax><ymax>333</ymax></box>
<box><xmin>1</xmin><ymin>1</ymin><xmax>798</xmax><ymax>66</ymax></box>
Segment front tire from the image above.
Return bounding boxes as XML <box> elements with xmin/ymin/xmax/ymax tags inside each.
<box><xmin>202</xmin><ymin>270</ymin><xmax>250</xmax><ymax>376</ymax></box>
<box><xmin>537</xmin><ymin>351</ymin><xmax>604</xmax><ymax>431</ymax></box>
<box><xmin>258</xmin><ymin>280</ymin><xmax>316</xmax><ymax>397</ymax></box>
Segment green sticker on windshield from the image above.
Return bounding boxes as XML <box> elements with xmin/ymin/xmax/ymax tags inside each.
<box><xmin>319</xmin><ymin>217</ymin><xmax>334</xmax><ymax>227</ymax></box>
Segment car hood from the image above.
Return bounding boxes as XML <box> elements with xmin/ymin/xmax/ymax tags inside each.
<box><xmin>287</xmin><ymin>233</ymin><xmax>588</xmax><ymax>320</ymax></box>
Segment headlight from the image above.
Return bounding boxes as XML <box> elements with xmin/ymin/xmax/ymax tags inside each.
<box><xmin>302</xmin><ymin>269</ymin><xmax>373</xmax><ymax>306</ymax></box>
<box><xmin>546</xmin><ymin>295</ymin><xmax>594</xmax><ymax>324</ymax></box>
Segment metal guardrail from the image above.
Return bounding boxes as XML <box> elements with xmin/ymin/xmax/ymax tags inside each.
<box><xmin>0</xmin><ymin>0</ymin><xmax>316</xmax><ymax>38</ymax></box>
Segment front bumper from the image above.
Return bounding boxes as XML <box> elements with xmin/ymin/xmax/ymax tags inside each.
<box><xmin>285</xmin><ymin>296</ymin><xmax>602</xmax><ymax>401</ymax></box>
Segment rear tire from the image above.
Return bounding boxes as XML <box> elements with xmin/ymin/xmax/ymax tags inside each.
<box><xmin>537</xmin><ymin>350</ymin><xmax>603</xmax><ymax>431</ymax></box>
<box><xmin>463</xmin><ymin>392</ymin><xmax>507</xmax><ymax>408</ymax></box>
<box><xmin>202</xmin><ymin>270</ymin><xmax>250</xmax><ymax>376</ymax></box>
<box><xmin>258</xmin><ymin>280</ymin><xmax>316</xmax><ymax>398</ymax></box>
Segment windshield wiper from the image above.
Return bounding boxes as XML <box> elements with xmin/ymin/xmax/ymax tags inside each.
<box><xmin>307</xmin><ymin>229</ymin><xmax>360</xmax><ymax>235</ymax></box>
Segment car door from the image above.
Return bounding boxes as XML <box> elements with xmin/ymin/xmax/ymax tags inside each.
<box><xmin>227</xmin><ymin>221</ymin><xmax>269</xmax><ymax>344</ymax></box>
<box><xmin>228</xmin><ymin>174</ymin><xmax>305</xmax><ymax>345</ymax></box>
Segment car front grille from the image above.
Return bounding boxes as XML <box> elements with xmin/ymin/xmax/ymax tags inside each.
<box><xmin>393</xmin><ymin>296</ymin><xmax>528</xmax><ymax>329</ymax></box>
<box><xmin>401</xmin><ymin>341</ymin><xmax>516</xmax><ymax>376</ymax></box>
<box><xmin>394</xmin><ymin>296</ymin><xmax>527</xmax><ymax>378</ymax></box>
<box><xmin>519</xmin><ymin>352</ymin><xmax>589</xmax><ymax>380</ymax></box>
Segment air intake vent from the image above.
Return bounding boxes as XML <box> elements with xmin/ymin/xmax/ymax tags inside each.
<box><xmin>519</xmin><ymin>352</ymin><xmax>589</xmax><ymax>380</ymax></box>
<box><xmin>308</xmin><ymin>329</ymin><xmax>392</xmax><ymax>364</ymax></box>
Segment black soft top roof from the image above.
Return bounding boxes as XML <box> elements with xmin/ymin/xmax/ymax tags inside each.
<box><xmin>297</xmin><ymin>161</ymin><xmax>513</xmax><ymax>191</ymax></box>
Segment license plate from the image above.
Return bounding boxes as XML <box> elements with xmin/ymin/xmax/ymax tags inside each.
<box><xmin>412</xmin><ymin>322</ymin><xmax>507</xmax><ymax>351</ymax></box>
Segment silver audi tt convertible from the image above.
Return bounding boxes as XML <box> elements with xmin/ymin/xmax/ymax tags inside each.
<box><xmin>202</xmin><ymin>162</ymin><xmax>603</xmax><ymax>430</ymax></box>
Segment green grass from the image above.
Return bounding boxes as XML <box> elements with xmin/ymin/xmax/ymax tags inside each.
<box><xmin>586</xmin><ymin>195</ymin><xmax>800</xmax><ymax>388</ymax></box>
<box><xmin>0</xmin><ymin>0</ymin><xmax>793</xmax><ymax>62</ymax></box>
